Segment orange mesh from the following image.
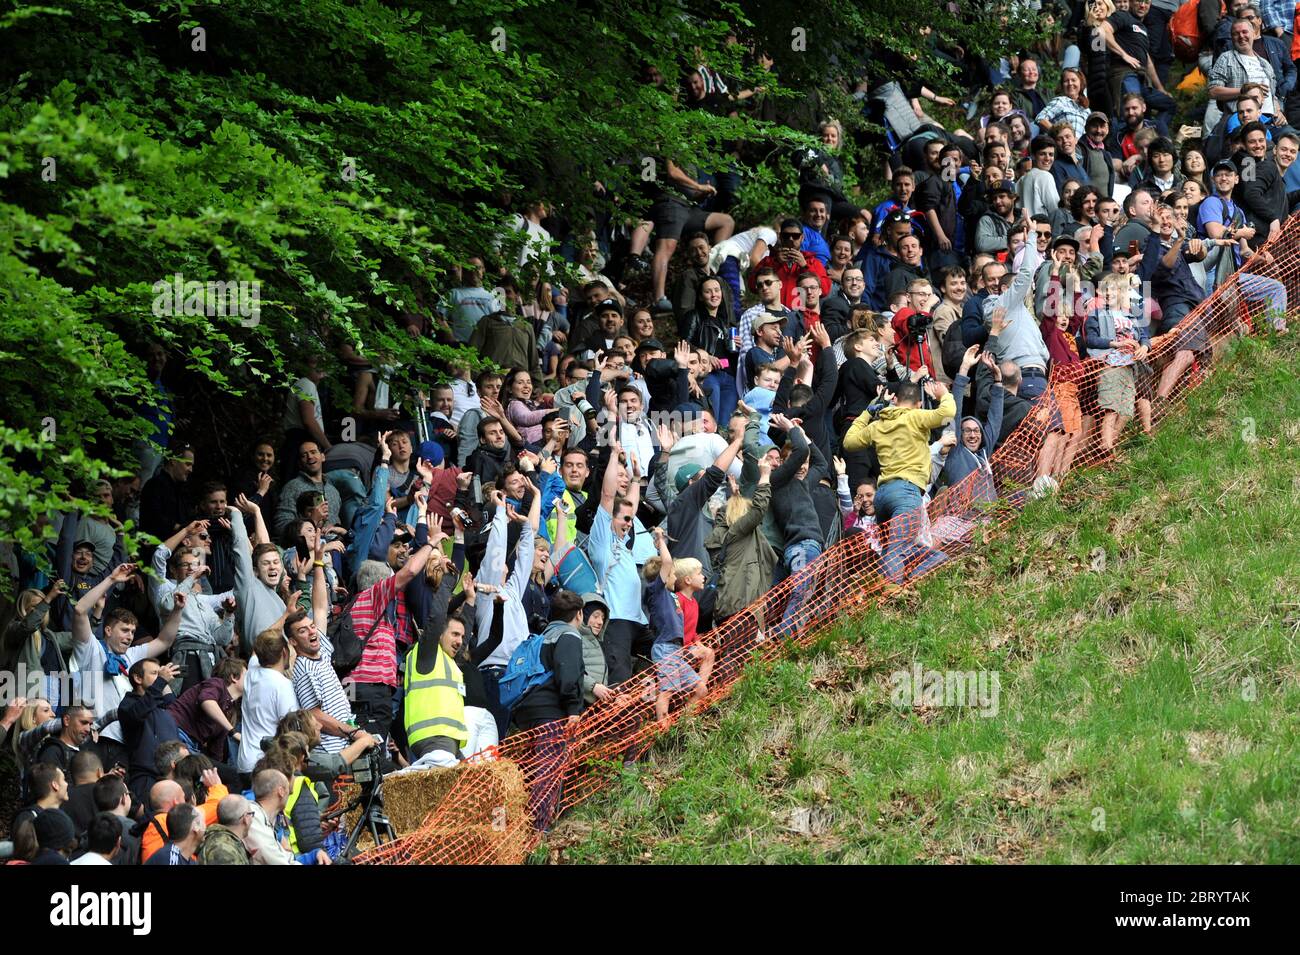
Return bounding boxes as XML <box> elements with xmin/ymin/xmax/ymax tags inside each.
<box><xmin>357</xmin><ymin>226</ymin><xmax>1297</xmax><ymax>865</ymax></box>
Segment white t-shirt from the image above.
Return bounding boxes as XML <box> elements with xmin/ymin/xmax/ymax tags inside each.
<box><xmin>237</xmin><ymin>657</ymin><xmax>300</xmax><ymax>772</ymax></box>
<box><xmin>505</xmin><ymin>214</ymin><xmax>552</xmax><ymax>268</ymax></box>
<box><xmin>291</xmin><ymin>636</ymin><xmax>353</xmax><ymax>756</ymax></box>
<box><xmin>70</xmin><ymin>853</ymin><xmax>114</xmax><ymax>865</ymax></box>
<box><xmin>74</xmin><ymin>639</ymin><xmax>152</xmax><ymax>743</ymax></box>
<box><xmin>282</xmin><ymin>377</ymin><xmax>324</xmax><ymax>434</ymax></box>
<box><xmin>710</xmin><ymin>226</ymin><xmax>777</xmax><ymax>272</ymax></box>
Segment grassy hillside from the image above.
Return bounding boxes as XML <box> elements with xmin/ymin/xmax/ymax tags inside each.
<box><xmin>543</xmin><ymin>335</ymin><xmax>1300</xmax><ymax>864</ymax></box>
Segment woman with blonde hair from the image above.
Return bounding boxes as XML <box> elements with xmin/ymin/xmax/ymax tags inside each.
<box><xmin>0</xmin><ymin>697</ymin><xmax>60</xmax><ymax>839</ymax></box>
<box><xmin>0</xmin><ymin>583</ymin><xmax>72</xmax><ymax>706</ymax></box>
<box><xmin>704</xmin><ymin>458</ymin><xmax>777</xmax><ymax>623</ymax></box>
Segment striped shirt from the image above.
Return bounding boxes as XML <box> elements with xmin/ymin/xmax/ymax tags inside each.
<box><xmin>292</xmin><ymin>633</ymin><xmax>355</xmax><ymax>754</ymax></box>
<box><xmin>343</xmin><ymin>575</ymin><xmax>406</xmax><ymax>688</ymax></box>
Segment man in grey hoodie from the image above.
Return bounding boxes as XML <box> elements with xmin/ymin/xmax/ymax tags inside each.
<box><xmin>984</xmin><ymin>211</ymin><xmax>1051</xmax><ymax>399</ymax></box>
<box><xmin>230</xmin><ymin>503</ymin><xmax>287</xmax><ymax>654</ymax></box>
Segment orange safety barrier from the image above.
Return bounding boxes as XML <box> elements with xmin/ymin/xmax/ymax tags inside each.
<box><xmin>357</xmin><ymin>220</ymin><xmax>1298</xmax><ymax>865</ymax></box>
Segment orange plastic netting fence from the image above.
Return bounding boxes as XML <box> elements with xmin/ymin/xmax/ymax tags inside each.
<box><xmin>357</xmin><ymin>218</ymin><xmax>1299</xmax><ymax>865</ymax></box>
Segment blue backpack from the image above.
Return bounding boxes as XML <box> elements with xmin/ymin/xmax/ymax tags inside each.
<box><xmin>497</xmin><ymin>633</ymin><xmax>552</xmax><ymax>711</ymax></box>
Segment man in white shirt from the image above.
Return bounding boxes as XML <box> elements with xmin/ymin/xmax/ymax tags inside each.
<box><xmin>71</xmin><ymin>813</ymin><xmax>123</xmax><ymax>865</ymax></box>
<box><xmin>237</xmin><ymin>629</ymin><xmax>299</xmax><ymax>775</ymax></box>
<box><xmin>72</xmin><ymin>563</ymin><xmax>182</xmax><ymax>752</ymax></box>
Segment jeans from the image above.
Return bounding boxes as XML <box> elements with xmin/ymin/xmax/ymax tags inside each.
<box><xmin>1237</xmin><ymin>271</ymin><xmax>1289</xmax><ymax>329</ymax></box>
<box><xmin>1062</xmin><ymin>45</ymin><xmax>1081</xmax><ymax>71</ymax></box>
<box><xmin>1019</xmin><ymin>369</ymin><xmax>1049</xmax><ymax>401</ymax></box>
<box><xmin>518</xmin><ymin>718</ymin><xmax>567</xmax><ymax>831</ymax></box>
<box><xmin>704</xmin><ymin>368</ymin><xmax>738</xmax><ymax>425</ymax></box>
<box><xmin>875</xmin><ymin>479</ymin><xmax>949</xmax><ymax>584</ymax></box>
<box><xmin>1119</xmin><ymin>74</ymin><xmax>1176</xmax><ymax>135</ymax></box>
<box><xmin>718</xmin><ymin>255</ymin><xmax>743</xmax><ymax>311</ymax></box>
<box><xmin>777</xmin><ymin>539</ymin><xmax>823</xmax><ymax>637</ymax></box>
<box><xmin>479</xmin><ymin>666</ymin><xmax>511</xmax><ymax>739</ymax></box>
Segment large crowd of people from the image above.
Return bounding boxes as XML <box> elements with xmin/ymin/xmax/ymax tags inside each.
<box><xmin>2</xmin><ymin>0</ymin><xmax>1296</xmax><ymax>865</ymax></box>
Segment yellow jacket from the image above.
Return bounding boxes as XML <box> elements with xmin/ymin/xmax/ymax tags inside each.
<box><xmin>842</xmin><ymin>394</ymin><xmax>956</xmax><ymax>490</ymax></box>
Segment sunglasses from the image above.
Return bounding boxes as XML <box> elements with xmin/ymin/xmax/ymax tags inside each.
<box><xmin>757</xmin><ymin>279</ymin><xmax>779</xmax><ymax>287</ymax></box>
<box><xmin>780</xmin><ymin>232</ymin><xmax>803</xmax><ymax>242</ymax></box>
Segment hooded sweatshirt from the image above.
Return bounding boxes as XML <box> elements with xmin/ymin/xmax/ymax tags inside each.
<box><xmin>937</xmin><ymin>373</ymin><xmax>1004</xmax><ymax>498</ymax></box>
<box><xmin>842</xmin><ymin>393</ymin><xmax>957</xmax><ymax>490</ymax></box>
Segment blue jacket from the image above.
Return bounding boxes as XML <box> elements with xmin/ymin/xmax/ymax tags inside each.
<box><xmin>859</xmin><ymin>244</ymin><xmax>901</xmax><ymax>311</ymax></box>
<box><xmin>346</xmin><ymin>464</ymin><xmax>390</xmax><ymax>580</ymax></box>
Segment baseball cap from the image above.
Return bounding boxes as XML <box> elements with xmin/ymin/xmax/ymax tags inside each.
<box><xmin>674</xmin><ymin>464</ymin><xmax>704</xmax><ymax>492</ymax></box>
<box><xmin>986</xmin><ymin>182</ymin><xmax>1015</xmax><ymax>198</ymax></box>
<box><xmin>1086</xmin><ymin>111</ymin><xmax>1109</xmax><ymax>127</ymax></box>
<box><xmin>1051</xmin><ymin>234</ymin><xmax>1079</xmax><ymax>252</ymax></box>
<box><xmin>595</xmin><ymin>297</ymin><xmax>622</xmax><ymax>315</ymax></box>
<box><xmin>752</xmin><ymin>311</ymin><xmax>786</xmax><ymax>330</ymax></box>
<box><xmin>1211</xmin><ymin>159</ymin><xmax>1238</xmax><ymax>175</ymax></box>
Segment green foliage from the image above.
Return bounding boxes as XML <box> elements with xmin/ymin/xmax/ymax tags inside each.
<box><xmin>0</xmin><ymin>0</ymin><xmax>1041</xmax><ymax>570</ymax></box>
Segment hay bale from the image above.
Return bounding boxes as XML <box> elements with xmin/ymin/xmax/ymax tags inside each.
<box><xmin>338</xmin><ymin>759</ymin><xmax>530</xmax><ymax>860</ymax></box>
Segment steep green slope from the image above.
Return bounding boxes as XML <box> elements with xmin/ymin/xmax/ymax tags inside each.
<box><xmin>545</xmin><ymin>335</ymin><xmax>1300</xmax><ymax>864</ymax></box>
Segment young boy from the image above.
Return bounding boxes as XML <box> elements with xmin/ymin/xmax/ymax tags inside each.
<box><xmin>1085</xmin><ymin>273</ymin><xmax>1151</xmax><ymax>451</ymax></box>
<box><xmin>871</xmin><ymin>167</ymin><xmax>923</xmax><ymax>242</ymax></box>
<box><xmin>645</xmin><ymin>527</ymin><xmax>711</xmax><ymax>728</ymax></box>
<box><xmin>741</xmin><ymin>364</ymin><xmax>782</xmax><ymax>432</ymax></box>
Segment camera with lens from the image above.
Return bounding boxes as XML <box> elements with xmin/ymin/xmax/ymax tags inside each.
<box><xmin>906</xmin><ymin>312</ymin><xmax>932</xmax><ymax>337</ymax></box>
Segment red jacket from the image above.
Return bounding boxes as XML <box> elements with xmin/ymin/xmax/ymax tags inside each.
<box><xmin>891</xmin><ymin>307</ymin><xmax>935</xmax><ymax>374</ymax></box>
<box><xmin>749</xmin><ymin>254</ymin><xmax>830</xmax><ymax>311</ymax></box>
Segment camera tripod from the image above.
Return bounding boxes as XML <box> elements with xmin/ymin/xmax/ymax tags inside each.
<box><xmin>325</xmin><ymin>751</ymin><xmax>398</xmax><ymax>862</ymax></box>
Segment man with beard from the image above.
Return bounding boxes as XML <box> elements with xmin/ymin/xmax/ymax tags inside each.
<box><xmin>468</xmin><ymin>416</ymin><xmax>511</xmax><ymax>488</ymax></box>
<box><xmin>273</xmin><ymin>441</ymin><xmax>342</xmax><ymax>538</ymax></box>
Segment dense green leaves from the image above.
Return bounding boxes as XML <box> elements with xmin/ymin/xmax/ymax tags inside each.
<box><xmin>0</xmin><ymin>0</ymin><xmax>1039</xmax><ymax>575</ymax></box>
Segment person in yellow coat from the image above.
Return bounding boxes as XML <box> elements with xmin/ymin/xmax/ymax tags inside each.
<box><xmin>842</xmin><ymin>378</ymin><xmax>955</xmax><ymax>584</ymax></box>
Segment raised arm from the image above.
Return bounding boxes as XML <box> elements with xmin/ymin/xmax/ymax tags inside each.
<box><xmin>599</xmin><ymin>439</ymin><xmax>624</xmax><ymax>512</ymax></box>
<box><xmin>233</xmin><ymin>495</ymin><xmax>269</xmax><ymax>547</ymax></box>
<box><xmin>650</xmin><ymin>525</ymin><xmax>673</xmax><ymax>583</ymax></box>
<box><xmin>309</xmin><ymin>538</ymin><xmax>330</xmax><ymax>633</ymax></box>
<box><xmin>73</xmin><ymin>563</ymin><xmax>135</xmax><ymax>644</ymax></box>
<box><xmin>394</xmin><ymin>505</ymin><xmax>435</xmax><ymax>589</ymax></box>
<box><xmin>145</xmin><ymin>590</ymin><xmax>186</xmax><ymax>659</ymax></box>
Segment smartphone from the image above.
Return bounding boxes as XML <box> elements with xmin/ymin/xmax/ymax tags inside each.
<box><xmin>1127</xmin><ymin>241</ymin><xmax>1139</xmax><ymax>257</ymax></box>
<box><xmin>295</xmin><ymin>539</ymin><xmax>311</xmax><ymax>562</ymax></box>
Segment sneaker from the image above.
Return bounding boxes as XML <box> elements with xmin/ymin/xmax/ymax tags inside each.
<box><xmin>653</xmin><ymin>296</ymin><xmax>673</xmax><ymax>313</ymax></box>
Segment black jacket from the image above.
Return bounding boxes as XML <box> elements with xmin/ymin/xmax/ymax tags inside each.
<box><xmin>510</xmin><ymin>623</ymin><xmax>584</xmax><ymax>726</ymax></box>
<box><xmin>118</xmin><ymin>680</ymin><xmax>180</xmax><ymax>807</ymax></box>
<box><xmin>1235</xmin><ymin>152</ymin><xmax>1289</xmax><ymax>234</ymax></box>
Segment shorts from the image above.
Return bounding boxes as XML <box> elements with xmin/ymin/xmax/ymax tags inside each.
<box><xmin>652</xmin><ymin>640</ymin><xmax>701</xmax><ymax>693</ymax></box>
<box><xmin>1157</xmin><ymin>300</ymin><xmax>1210</xmax><ymax>355</ymax></box>
<box><xmin>1054</xmin><ymin>378</ymin><xmax>1082</xmax><ymax>434</ymax></box>
<box><xmin>1097</xmin><ymin>365</ymin><xmax>1136</xmax><ymax>417</ymax></box>
<box><xmin>649</xmin><ymin>196</ymin><xmax>710</xmax><ymax>243</ymax></box>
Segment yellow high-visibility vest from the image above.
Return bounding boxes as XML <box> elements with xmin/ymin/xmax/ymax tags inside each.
<box><xmin>403</xmin><ymin>643</ymin><xmax>468</xmax><ymax>748</ymax></box>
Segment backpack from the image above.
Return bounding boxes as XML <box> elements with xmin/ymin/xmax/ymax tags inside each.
<box><xmin>1169</xmin><ymin>0</ymin><xmax>1222</xmax><ymax>63</ymax></box>
<box><xmin>327</xmin><ymin>593</ymin><xmax>392</xmax><ymax>678</ymax></box>
<box><xmin>497</xmin><ymin>633</ymin><xmax>552</xmax><ymax>711</ymax></box>
<box><xmin>554</xmin><ymin>544</ymin><xmax>600</xmax><ymax>596</ymax></box>
<box><xmin>940</xmin><ymin>316</ymin><xmax>968</xmax><ymax>381</ymax></box>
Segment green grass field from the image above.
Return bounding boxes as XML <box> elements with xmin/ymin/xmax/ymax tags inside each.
<box><xmin>542</xmin><ymin>334</ymin><xmax>1300</xmax><ymax>864</ymax></box>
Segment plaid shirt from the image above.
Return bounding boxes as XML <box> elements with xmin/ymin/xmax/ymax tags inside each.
<box><xmin>1258</xmin><ymin>0</ymin><xmax>1296</xmax><ymax>33</ymax></box>
<box><xmin>344</xmin><ymin>574</ymin><xmax>408</xmax><ymax>688</ymax></box>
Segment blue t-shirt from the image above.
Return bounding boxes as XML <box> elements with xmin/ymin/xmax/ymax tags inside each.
<box><xmin>645</xmin><ymin>577</ymin><xmax>684</xmax><ymax>646</ymax></box>
<box><xmin>585</xmin><ymin>507</ymin><xmax>647</xmax><ymax>624</ymax></box>
<box><xmin>1196</xmin><ymin>194</ymin><xmax>1246</xmax><ymax>270</ymax></box>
